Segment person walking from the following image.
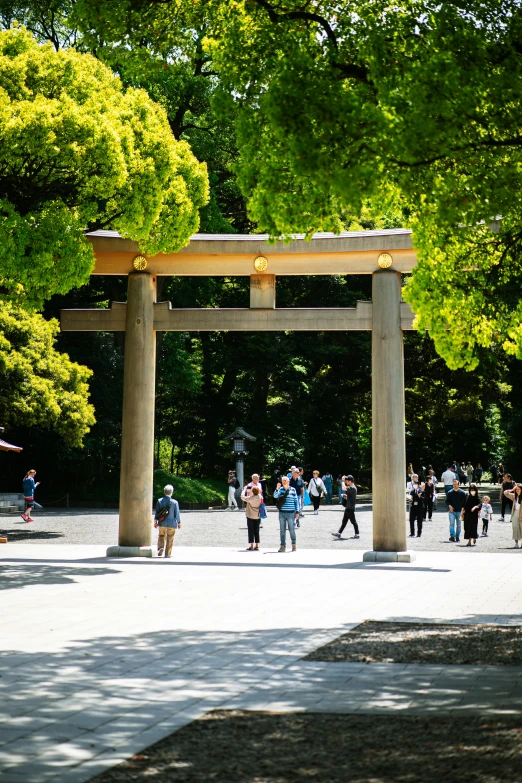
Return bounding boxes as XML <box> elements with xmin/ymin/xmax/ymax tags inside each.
<box><xmin>21</xmin><ymin>469</ymin><xmax>40</xmax><ymax>523</ymax></box>
<box><xmin>458</xmin><ymin>463</ymin><xmax>467</xmax><ymax>486</ymax></box>
<box><xmin>500</xmin><ymin>473</ymin><xmax>516</xmax><ymax>521</ymax></box>
<box><xmin>331</xmin><ymin>475</ymin><xmax>359</xmax><ymax>539</ymax></box>
<box><xmin>322</xmin><ymin>471</ymin><xmax>333</xmax><ymax>504</ymax></box>
<box><xmin>479</xmin><ymin>495</ymin><xmax>493</xmax><ymax>536</ymax></box>
<box><xmin>423</xmin><ymin>475</ymin><xmax>435</xmax><ymax>521</ymax></box>
<box><xmin>241</xmin><ymin>485</ymin><xmax>262</xmax><ymax>550</ymax></box>
<box><xmin>441</xmin><ymin>465</ymin><xmax>457</xmax><ymax>497</ymax></box>
<box><xmin>504</xmin><ymin>484</ymin><xmax>522</xmax><ymax>548</ymax></box>
<box><xmin>154</xmin><ymin>484</ymin><xmax>181</xmax><ymax>558</ymax></box>
<box><xmin>308</xmin><ymin>471</ymin><xmax>326</xmax><ymax>514</ymax></box>
<box><xmin>463</xmin><ymin>483</ymin><xmax>480</xmax><ymax>546</ymax></box>
<box><xmin>474</xmin><ymin>463</ymin><xmax>484</xmax><ymax>485</ymax></box>
<box><xmin>466</xmin><ymin>463</ymin><xmax>474</xmax><ymax>486</ymax></box>
<box><xmin>408</xmin><ymin>480</ymin><xmax>424</xmax><ymax>538</ymax></box>
<box><xmin>497</xmin><ymin>463</ymin><xmax>505</xmax><ymax>485</ymax></box>
<box><xmin>227</xmin><ymin>471</ymin><xmax>239</xmax><ymax>510</ymax></box>
<box><xmin>274</xmin><ymin>476</ymin><xmax>299</xmax><ymax>552</ymax></box>
<box><xmin>406</xmin><ymin>463</ymin><xmax>414</xmax><ymax>482</ymax></box>
<box><xmin>447</xmin><ymin>479</ymin><xmax>466</xmax><ymax>543</ymax></box>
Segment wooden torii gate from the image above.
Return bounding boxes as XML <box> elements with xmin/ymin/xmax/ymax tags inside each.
<box><xmin>61</xmin><ymin>228</ymin><xmax>418</xmax><ymax>562</ymax></box>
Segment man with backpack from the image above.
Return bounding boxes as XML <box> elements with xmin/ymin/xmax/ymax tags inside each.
<box><xmin>154</xmin><ymin>484</ymin><xmax>181</xmax><ymax>558</ymax></box>
<box><xmin>227</xmin><ymin>470</ymin><xmax>239</xmax><ymax>510</ymax></box>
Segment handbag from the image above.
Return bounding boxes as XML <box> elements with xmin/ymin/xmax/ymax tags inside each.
<box><xmin>259</xmin><ymin>503</ymin><xmax>267</xmax><ymax>519</ymax></box>
<box><xmin>275</xmin><ymin>489</ymin><xmax>290</xmax><ymax>509</ymax></box>
<box><xmin>155</xmin><ymin>497</ymin><xmax>172</xmax><ymax>524</ymax></box>
<box><xmin>312</xmin><ymin>478</ymin><xmax>325</xmax><ymax>497</ymax></box>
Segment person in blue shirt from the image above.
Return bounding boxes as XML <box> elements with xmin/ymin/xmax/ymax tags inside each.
<box><xmin>21</xmin><ymin>469</ymin><xmax>39</xmax><ymax>522</ymax></box>
<box><xmin>154</xmin><ymin>484</ymin><xmax>181</xmax><ymax>558</ymax></box>
<box><xmin>274</xmin><ymin>476</ymin><xmax>299</xmax><ymax>552</ymax></box>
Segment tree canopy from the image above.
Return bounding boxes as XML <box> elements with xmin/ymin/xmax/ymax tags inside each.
<box><xmin>65</xmin><ymin>0</ymin><xmax>522</xmax><ymax>368</ymax></box>
<box><xmin>0</xmin><ymin>301</ymin><xmax>95</xmax><ymax>446</ymax></box>
<box><xmin>0</xmin><ymin>25</ymin><xmax>209</xmax><ymax>308</ymax></box>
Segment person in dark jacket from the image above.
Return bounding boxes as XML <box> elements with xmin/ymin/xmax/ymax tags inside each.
<box><xmin>447</xmin><ymin>479</ymin><xmax>466</xmax><ymax>542</ymax></box>
<box><xmin>154</xmin><ymin>484</ymin><xmax>181</xmax><ymax>558</ymax></box>
<box><xmin>500</xmin><ymin>473</ymin><xmax>516</xmax><ymax>521</ymax></box>
<box><xmin>423</xmin><ymin>476</ymin><xmax>435</xmax><ymax>521</ymax></box>
<box><xmin>408</xmin><ymin>481</ymin><xmax>424</xmax><ymax>537</ymax></box>
<box><xmin>331</xmin><ymin>475</ymin><xmax>359</xmax><ymax>539</ymax></box>
<box><xmin>463</xmin><ymin>484</ymin><xmax>481</xmax><ymax>546</ymax></box>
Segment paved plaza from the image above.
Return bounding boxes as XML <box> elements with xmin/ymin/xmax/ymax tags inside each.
<box><xmin>0</xmin><ymin>539</ymin><xmax>521</xmax><ymax>781</ymax></box>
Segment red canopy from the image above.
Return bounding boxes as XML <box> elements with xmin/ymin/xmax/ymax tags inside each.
<box><xmin>0</xmin><ymin>438</ymin><xmax>23</xmax><ymax>453</ymax></box>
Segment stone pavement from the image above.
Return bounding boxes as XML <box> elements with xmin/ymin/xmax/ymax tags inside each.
<box><xmin>0</xmin><ymin>544</ymin><xmax>521</xmax><ymax>782</ymax></box>
<box><xmin>0</xmin><ymin>484</ymin><xmax>516</xmax><ymax>553</ymax></box>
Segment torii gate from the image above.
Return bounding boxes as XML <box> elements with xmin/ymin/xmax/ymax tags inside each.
<box><xmin>61</xmin><ymin>228</ymin><xmax>418</xmax><ymax>562</ymax></box>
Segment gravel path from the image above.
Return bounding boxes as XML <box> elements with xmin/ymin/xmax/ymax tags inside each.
<box><xmin>90</xmin><ymin>710</ymin><xmax>522</xmax><ymax>783</ymax></box>
<box><xmin>1</xmin><ymin>487</ymin><xmax>518</xmax><ymax>553</ymax></box>
<box><xmin>304</xmin><ymin>621</ymin><xmax>522</xmax><ymax>665</ymax></box>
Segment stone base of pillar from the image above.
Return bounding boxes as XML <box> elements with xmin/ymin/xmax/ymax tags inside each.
<box><xmin>363</xmin><ymin>550</ymin><xmax>416</xmax><ymax>563</ymax></box>
<box><xmin>106</xmin><ymin>545</ymin><xmax>154</xmax><ymax>558</ymax></box>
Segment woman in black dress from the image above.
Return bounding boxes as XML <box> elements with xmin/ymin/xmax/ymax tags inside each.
<box><xmin>463</xmin><ymin>483</ymin><xmax>481</xmax><ymax>546</ymax></box>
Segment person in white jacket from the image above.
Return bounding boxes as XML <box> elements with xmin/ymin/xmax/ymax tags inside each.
<box><xmin>308</xmin><ymin>470</ymin><xmax>327</xmax><ymax>515</ymax></box>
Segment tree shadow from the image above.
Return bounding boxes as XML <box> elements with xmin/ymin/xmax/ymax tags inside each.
<box><xmin>0</xmin><ymin>563</ymin><xmax>118</xmax><ymax>591</ymax></box>
<box><xmin>0</xmin><ymin>613</ymin><xmax>521</xmax><ymax>777</ymax></box>
<box><xmin>0</xmin><ymin>529</ymin><xmax>64</xmax><ymax>543</ymax></box>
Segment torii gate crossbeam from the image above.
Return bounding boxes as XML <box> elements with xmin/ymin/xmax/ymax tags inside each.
<box><xmin>61</xmin><ymin>229</ymin><xmax>418</xmax><ymax>563</ymax></box>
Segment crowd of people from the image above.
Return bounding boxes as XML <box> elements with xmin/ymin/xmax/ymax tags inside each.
<box><xmin>151</xmin><ymin>462</ymin><xmax>522</xmax><ymax>556</ymax></box>
<box><xmin>17</xmin><ymin>461</ymin><xmax>521</xmax><ymax>557</ymax></box>
<box><xmin>406</xmin><ymin>464</ymin><xmax>522</xmax><ymax>549</ymax></box>
<box><xmin>223</xmin><ymin>466</ymin><xmax>359</xmax><ymax>552</ymax></box>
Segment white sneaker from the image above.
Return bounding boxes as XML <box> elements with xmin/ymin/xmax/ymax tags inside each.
<box><xmin>314</xmin><ymin>510</ymin><xmax>318</xmax><ymax>515</ymax></box>
<box><xmin>515</xmin><ymin>542</ymin><xmax>520</xmax><ymax>549</ymax></box>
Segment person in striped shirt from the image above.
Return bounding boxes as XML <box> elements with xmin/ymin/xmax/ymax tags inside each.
<box><xmin>273</xmin><ymin>475</ymin><xmax>299</xmax><ymax>552</ymax></box>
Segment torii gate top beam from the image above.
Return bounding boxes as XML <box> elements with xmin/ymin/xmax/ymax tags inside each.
<box><xmin>87</xmin><ymin>228</ymin><xmax>416</xmax><ymax>276</ymax></box>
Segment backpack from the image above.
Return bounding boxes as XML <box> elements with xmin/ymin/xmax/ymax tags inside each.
<box><xmin>155</xmin><ymin>497</ymin><xmax>172</xmax><ymax>524</ymax></box>
<box><xmin>275</xmin><ymin>489</ymin><xmax>290</xmax><ymax>510</ymax></box>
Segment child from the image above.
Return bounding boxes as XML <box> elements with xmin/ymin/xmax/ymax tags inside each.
<box><xmin>480</xmin><ymin>495</ymin><xmax>493</xmax><ymax>536</ymax></box>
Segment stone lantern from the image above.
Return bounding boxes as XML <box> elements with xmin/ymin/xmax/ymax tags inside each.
<box><xmin>225</xmin><ymin>427</ymin><xmax>256</xmax><ymax>501</ymax></box>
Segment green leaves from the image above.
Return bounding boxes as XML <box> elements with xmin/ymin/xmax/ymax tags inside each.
<box><xmin>0</xmin><ymin>301</ymin><xmax>95</xmax><ymax>446</ymax></box>
<box><xmin>0</xmin><ymin>27</ymin><xmax>209</xmax><ymax>307</ymax></box>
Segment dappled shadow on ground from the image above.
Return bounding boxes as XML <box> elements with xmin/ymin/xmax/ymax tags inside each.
<box><xmin>0</xmin><ymin>528</ymin><xmax>64</xmax><ymax>543</ymax></box>
<box><xmin>1</xmin><ymin>613</ymin><xmax>522</xmax><ymax>777</ymax></box>
<box><xmin>89</xmin><ymin>710</ymin><xmax>522</xmax><ymax>783</ymax></box>
<box><xmin>0</xmin><ymin>563</ymin><xmax>118</xmax><ymax>591</ymax></box>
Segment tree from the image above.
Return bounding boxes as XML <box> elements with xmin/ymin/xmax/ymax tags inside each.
<box><xmin>0</xmin><ymin>26</ymin><xmax>209</xmax><ymax>308</ymax></box>
<box><xmin>0</xmin><ymin>301</ymin><xmax>95</xmax><ymax>446</ymax></box>
<box><xmin>71</xmin><ymin>0</ymin><xmax>522</xmax><ymax>368</ymax></box>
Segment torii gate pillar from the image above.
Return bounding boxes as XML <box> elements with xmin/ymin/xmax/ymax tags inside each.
<box><xmin>107</xmin><ymin>273</ymin><xmax>156</xmax><ymax>557</ymax></box>
<box><xmin>364</xmin><ymin>270</ymin><xmax>413</xmax><ymax>562</ymax></box>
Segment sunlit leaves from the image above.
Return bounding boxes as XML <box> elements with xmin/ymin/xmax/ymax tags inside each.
<box><xmin>0</xmin><ymin>27</ymin><xmax>209</xmax><ymax>307</ymax></box>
